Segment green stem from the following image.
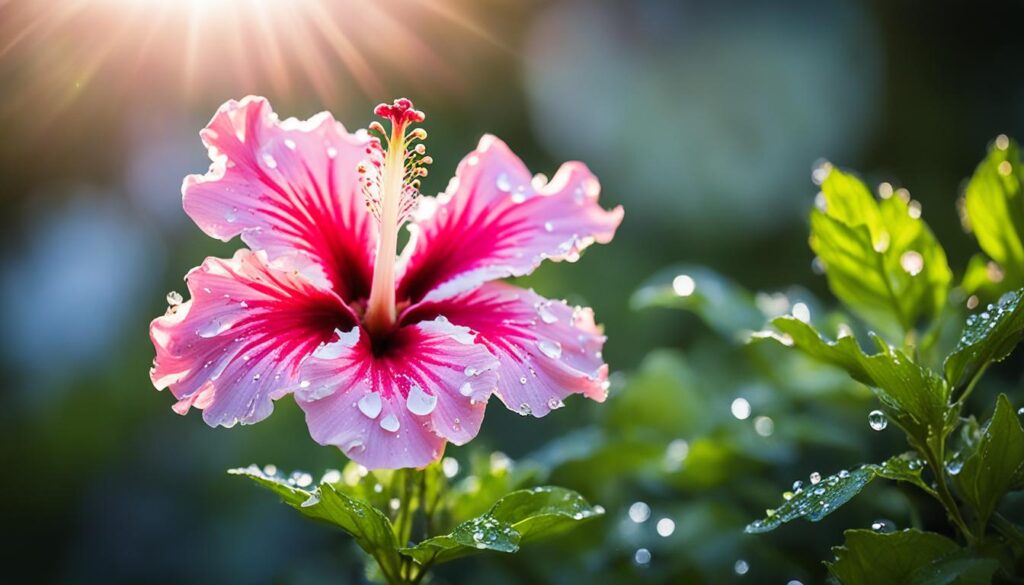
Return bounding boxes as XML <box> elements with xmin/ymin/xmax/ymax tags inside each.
<box><xmin>920</xmin><ymin>438</ymin><xmax>975</xmax><ymax>545</ymax></box>
<box><xmin>956</xmin><ymin>362</ymin><xmax>990</xmax><ymax>408</ymax></box>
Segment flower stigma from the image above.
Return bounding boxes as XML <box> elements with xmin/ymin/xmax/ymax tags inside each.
<box><xmin>361</xmin><ymin>98</ymin><xmax>431</xmax><ymax>336</ymax></box>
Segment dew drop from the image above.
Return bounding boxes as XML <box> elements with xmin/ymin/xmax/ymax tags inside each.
<box><xmin>809</xmin><ymin>472</ymin><xmax>821</xmax><ymax>485</ymax></box>
<box><xmin>380</xmin><ymin>414</ymin><xmax>400</xmax><ymax>432</ymax></box>
<box><xmin>166</xmin><ymin>291</ymin><xmax>183</xmax><ymax>306</ymax></box>
<box><xmin>871</xmin><ymin>519</ymin><xmax>896</xmax><ymax>533</ymax></box>
<box><xmin>262</xmin><ymin>153</ymin><xmax>278</xmax><ymax>169</ymax></box>
<box><xmin>196</xmin><ymin>317</ymin><xmax>233</xmax><ymax>338</ymax></box>
<box><xmin>517</xmin><ymin>403</ymin><xmax>532</xmax><ymax>416</ymax></box>
<box><xmin>459</xmin><ymin>382</ymin><xmax>474</xmax><ymax>397</ymax></box>
<box><xmin>537</xmin><ymin>340</ymin><xmax>563</xmax><ymax>359</ymax></box>
<box><xmin>406</xmin><ymin>384</ymin><xmax>437</xmax><ymax>416</ymax></box>
<box><xmin>537</xmin><ymin>303</ymin><xmax>559</xmax><ymax>324</ymax></box>
<box><xmin>357</xmin><ymin>393</ymin><xmax>382</xmax><ymax>419</ymax></box>
<box><xmin>868</xmin><ymin>409</ymin><xmax>888</xmax><ymax>431</ymax></box>
<box><xmin>496</xmin><ymin>173</ymin><xmax>512</xmax><ymax>192</ymax></box>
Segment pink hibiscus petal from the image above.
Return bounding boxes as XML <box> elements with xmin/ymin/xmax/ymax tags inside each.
<box><xmin>183</xmin><ymin>96</ymin><xmax>377</xmax><ymax>301</ymax></box>
<box><xmin>150</xmin><ymin>249</ymin><xmax>354</xmax><ymax>427</ymax></box>
<box><xmin>397</xmin><ymin>134</ymin><xmax>623</xmax><ymax>304</ymax></box>
<box><xmin>295</xmin><ymin>318</ymin><xmax>500</xmax><ymax>469</ymax></box>
<box><xmin>405</xmin><ymin>282</ymin><xmax>609</xmax><ymax>418</ymax></box>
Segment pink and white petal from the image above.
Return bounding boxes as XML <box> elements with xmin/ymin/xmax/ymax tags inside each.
<box><xmin>397</xmin><ymin>135</ymin><xmax>623</xmax><ymax>304</ymax></box>
<box><xmin>150</xmin><ymin>249</ymin><xmax>355</xmax><ymax>427</ymax></box>
<box><xmin>183</xmin><ymin>96</ymin><xmax>377</xmax><ymax>300</ymax></box>
<box><xmin>404</xmin><ymin>282</ymin><xmax>609</xmax><ymax>418</ymax></box>
<box><xmin>295</xmin><ymin>318</ymin><xmax>499</xmax><ymax>470</ymax></box>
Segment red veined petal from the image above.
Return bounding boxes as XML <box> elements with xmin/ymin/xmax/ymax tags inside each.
<box><xmin>294</xmin><ymin>318</ymin><xmax>499</xmax><ymax>469</ymax></box>
<box><xmin>150</xmin><ymin>249</ymin><xmax>354</xmax><ymax>427</ymax></box>
<box><xmin>404</xmin><ymin>282</ymin><xmax>609</xmax><ymax>418</ymax></box>
<box><xmin>397</xmin><ymin>135</ymin><xmax>623</xmax><ymax>304</ymax></box>
<box><xmin>183</xmin><ymin>96</ymin><xmax>377</xmax><ymax>302</ymax></box>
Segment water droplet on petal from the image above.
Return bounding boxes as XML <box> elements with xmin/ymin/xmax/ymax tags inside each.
<box><xmin>166</xmin><ymin>291</ymin><xmax>183</xmax><ymax>306</ymax></box>
<box><xmin>357</xmin><ymin>393</ymin><xmax>382</xmax><ymax>419</ymax></box>
<box><xmin>537</xmin><ymin>340</ymin><xmax>562</xmax><ymax>359</ymax></box>
<box><xmin>537</xmin><ymin>303</ymin><xmax>558</xmax><ymax>324</ymax></box>
<box><xmin>380</xmin><ymin>414</ymin><xmax>400</xmax><ymax>432</ymax></box>
<box><xmin>459</xmin><ymin>382</ymin><xmax>474</xmax><ymax>397</ymax></box>
<box><xmin>406</xmin><ymin>384</ymin><xmax>437</xmax><ymax>416</ymax></box>
<box><xmin>496</xmin><ymin>173</ymin><xmax>511</xmax><ymax>192</ymax></box>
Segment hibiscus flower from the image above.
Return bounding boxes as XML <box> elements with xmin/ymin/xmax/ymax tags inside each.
<box><xmin>150</xmin><ymin>97</ymin><xmax>623</xmax><ymax>469</ymax></box>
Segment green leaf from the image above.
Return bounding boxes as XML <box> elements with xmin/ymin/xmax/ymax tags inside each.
<box><xmin>745</xmin><ymin>453</ymin><xmax>935</xmax><ymax>534</ymax></box>
<box><xmin>631</xmin><ymin>265</ymin><xmax>765</xmax><ymax>339</ymax></box>
<box><xmin>229</xmin><ymin>466</ymin><xmax>403</xmax><ymax>578</ymax></box>
<box><xmin>745</xmin><ymin>466</ymin><xmax>876</xmax><ymax>533</ymax></box>
<box><xmin>810</xmin><ymin>167</ymin><xmax>951</xmax><ymax>339</ymax></box>
<box><xmin>953</xmin><ymin>394</ymin><xmax>1024</xmax><ymax>525</ymax></box>
<box><xmin>826</xmin><ymin>529</ymin><xmax>964</xmax><ymax>585</ymax></box>
<box><xmin>944</xmin><ymin>288</ymin><xmax>1024</xmax><ymax>389</ymax></box>
<box><xmin>760</xmin><ymin>317</ymin><xmax>952</xmax><ymax>441</ymax></box>
<box><xmin>400</xmin><ymin>487</ymin><xmax>602</xmax><ymax>565</ymax></box>
<box><xmin>874</xmin><ymin>452</ymin><xmax>931</xmax><ymax>493</ymax></box>
<box><xmin>964</xmin><ymin>136</ymin><xmax>1024</xmax><ymax>288</ymax></box>
<box><xmin>961</xmin><ymin>253</ymin><xmax>1008</xmax><ymax>300</ymax></box>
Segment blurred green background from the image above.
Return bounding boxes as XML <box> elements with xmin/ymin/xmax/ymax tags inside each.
<box><xmin>2</xmin><ymin>0</ymin><xmax>1023</xmax><ymax>583</ymax></box>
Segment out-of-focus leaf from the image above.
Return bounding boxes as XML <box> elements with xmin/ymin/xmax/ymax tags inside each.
<box><xmin>964</xmin><ymin>137</ymin><xmax>1024</xmax><ymax>288</ymax></box>
<box><xmin>810</xmin><ymin>167</ymin><xmax>951</xmax><ymax>340</ymax></box>
<box><xmin>400</xmin><ymin>487</ymin><xmax>602</xmax><ymax>565</ymax></box>
<box><xmin>631</xmin><ymin>265</ymin><xmax>764</xmax><ymax>340</ymax></box>
<box><xmin>961</xmin><ymin>253</ymin><xmax>1008</xmax><ymax>300</ymax></box>
<box><xmin>604</xmin><ymin>350</ymin><xmax>713</xmax><ymax>437</ymax></box>
<box><xmin>826</xmin><ymin>529</ymin><xmax>961</xmax><ymax>585</ymax></box>
<box><xmin>745</xmin><ymin>466</ymin><xmax>875</xmax><ymax>533</ymax></box>
<box><xmin>909</xmin><ymin>549</ymin><xmax>1000</xmax><ymax>585</ymax></box>
<box><xmin>230</xmin><ymin>466</ymin><xmax>403</xmax><ymax>577</ymax></box>
<box><xmin>953</xmin><ymin>394</ymin><xmax>1024</xmax><ymax>525</ymax></box>
<box><xmin>759</xmin><ymin>317</ymin><xmax>952</xmax><ymax>441</ymax></box>
<box><xmin>944</xmin><ymin>288</ymin><xmax>1024</xmax><ymax>389</ymax></box>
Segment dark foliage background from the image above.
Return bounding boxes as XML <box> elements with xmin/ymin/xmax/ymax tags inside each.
<box><xmin>1</xmin><ymin>0</ymin><xmax>1022</xmax><ymax>583</ymax></box>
